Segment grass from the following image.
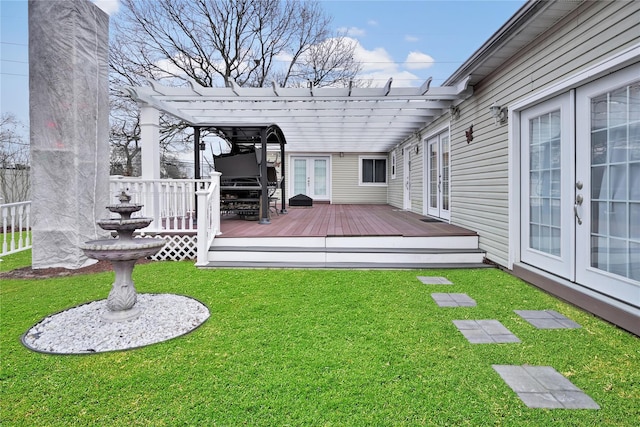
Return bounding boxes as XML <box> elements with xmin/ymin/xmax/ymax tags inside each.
<box><xmin>1</xmin><ymin>251</ymin><xmax>638</xmax><ymax>426</ymax></box>
<box><xmin>0</xmin><ymin>230</ymin><xmax>31</xmax><ymax>264</ymax></box>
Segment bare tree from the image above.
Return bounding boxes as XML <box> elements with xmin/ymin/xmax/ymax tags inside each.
<box><xmin>109</xmin><ymin>31</ymin><xmax>192</xmax><ymax>177</ymax></box>
<box><xmin>0</xmin><ymin>113</ymin><xmax>30</xmax><ymax>203</ymax></box>
<box><xmin>115</xmin><ymin>0</ymin><xmax>359</xmax><ymax>88</ymax></box>
<box><xmin>108</xmin><ymin>0</ymin><xmax>362</xmax><ymax>175</ymax></box>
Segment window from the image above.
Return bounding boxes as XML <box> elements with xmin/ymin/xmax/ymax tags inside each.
<box><xmin>360</xmin><ymin>156</ymin><xmax>387</xmax><ymax>185</ymax></box>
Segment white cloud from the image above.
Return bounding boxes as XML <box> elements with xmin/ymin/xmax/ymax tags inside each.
<box><xmin>367</xmin><ymin>19</ymin><xmax>378</xmax><ymax>26</ymax></box>
<box><xmin>337</xmin><ymin>26</ymin><xmax>366</xmax><ymax>37</ymax></box>
<box><xmin>405</xmin><ymin>35</ymin><xmax>419</xmax><ymax>43</ymax></box>
<box><xmin>354</xmin><ymin>45</ymin><xmax>395</xmax><ymax>73</ymax></box>
<box><xmin>92</xmin><ymin>0</ymin><xmax>120</xmax><ymax>15</ymax></box>
<box><xmin>349</xmin><ymin>38</ymin><xmax>421</xmax><ymax>87</ymax></box>
<box><xmin>404</xmin><ymin>51</ymin><xmax>435</xmax><ymax>70</ymax></box>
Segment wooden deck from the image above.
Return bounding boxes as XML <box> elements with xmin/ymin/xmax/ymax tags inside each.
<box><xmin>217</xmin><ymin>204</ymin><xmax>476</xmax><ymax>238</ymax></box>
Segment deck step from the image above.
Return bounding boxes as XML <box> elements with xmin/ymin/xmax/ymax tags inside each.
<box><xmin>204</xmin><ymin>235</ymin><xmax>486</xmax><ymax>268</ymax></box>
<box><xmin>200</xmin><ymin>261</ymin><xmax>491</xmax><ymax>269</ymax></box>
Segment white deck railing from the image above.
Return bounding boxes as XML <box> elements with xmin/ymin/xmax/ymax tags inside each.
<box><xmin>109</xmin><ymin>176</ymin><xmax>210</xmax><ymax>233</ymax></box>
<box><xmin>196</xmin><ymin>172</ymin><xmax>221</xmax><ymax>266</ymax></box>
<box><xmin>1</xmin><ymin>201</ymin><xmax>32</xmax><ymax>257</ymax></box>
<box><xmin>2</xmin><ymin>178</ymin><xmax>221</xmax><ymax>260</ymax></box>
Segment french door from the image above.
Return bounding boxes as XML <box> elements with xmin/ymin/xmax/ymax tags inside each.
<box><xmin>520</xmin><ymin>93</ymin><xmax>575</xmax><ymax>279</ymax></box>
<box><xmin>291</xmin><ymin>156</ymin><xmax>330</xmax><ymax>201</ymax></box>
<box><xmin>520</xmin><ymin>64</ymin><xmax>639</xmax><ymax>306</ymax></box>
<box><xmin>575</xmin><ymin>66</ymin><xmax>640</xmax><ymax>304</ymax></box>
<box><xmin>426</xmin><ymin>131</ymin><xmax>450</xmax><ymax>220</ymax></box>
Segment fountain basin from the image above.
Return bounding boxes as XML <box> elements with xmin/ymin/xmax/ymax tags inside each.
<box><xmin>105</xmin><ymin>203</ymin><xmax>142</xmax><ymax>215</ymax></box>
<box><xmin>81</xmin><ymin>238</ymin><xmax>166</xmax><ymax>261</ymax></box>
<box><xmin>97</xmin><ymin>218</ymin><xmax>154</xmax><ymax>233</ymax></box>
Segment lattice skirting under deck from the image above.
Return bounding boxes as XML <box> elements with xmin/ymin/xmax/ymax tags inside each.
<box><xmin>139</xmin><ymin>234</ymin><xmax>197</xmax><ymax>261</ymax></box>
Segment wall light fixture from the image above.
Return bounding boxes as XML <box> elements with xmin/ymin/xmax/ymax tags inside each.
<box><xmin>489</xmin><ymin>103</ymin><xmax>508</xmax><ymax>125</ymax></box>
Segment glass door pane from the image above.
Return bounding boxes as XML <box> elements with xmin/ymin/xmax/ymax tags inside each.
<box><xmin>587</xmin><ymin>82</ymin><xmax>640</xmax><ymax>280</ymax></box>
<box><xmin>293</xmin><ymin>159</ymin><xmax>307</xmax><ymax>195</ymax></box>
<box><xmin>575</xmin><ymin>64</ymin><xmax>640</xmax><ymax>304</ymax></box>
<box><xmin>442</xmin><ymin>135</ymin><xmax>450</xmax><ymax>212</ymax></box>
<box><xmin>429</xmin><ymin>140</ymin><xmax>438</xmax><ymax>210</ymax></box>
<box><xmin>528</xmin><ymin>110</ymin><xmax>562</xmax><ymax>256</ymax></box>
<box><xmin>313</xmin><ymin>159</ymin><xmax>327</xmax><ymax>196</ymax></box>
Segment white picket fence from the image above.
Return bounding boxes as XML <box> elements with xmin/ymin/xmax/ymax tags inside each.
<box><xmin>1</xmin><ymin>201</ymin><xmax>32</xmax><ymax>257</ymax></box>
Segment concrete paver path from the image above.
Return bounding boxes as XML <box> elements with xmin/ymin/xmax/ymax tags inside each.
<box><xmin>432</xmin><ymin>293</ymin><xmax>476</xmax><ymax>307</ymax></box>
<box><xmin>453</xmin><ymin>320</ymin><xmax>520</xmax><ymax>344</ymax></box>
<box><xmin>493</xmin><ymin>365</ymin><xmax>599</xmax><ymax>409</ymax></box>
<box><xmin>515</xmin><ymin>310</ymin><xmax>581</xmax><ymax>329</ymax></box>
<box><xmin>417</xmin><ymin>276</ymin><xmax>453</xmax><ymax>285</ymax></box>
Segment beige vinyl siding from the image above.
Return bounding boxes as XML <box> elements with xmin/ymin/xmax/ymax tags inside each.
<box><xmin>418</xmin><ymin>0</ymin><xmax>640</xmax><ymax>267</ymax></box>
<box><xmin>387</xmin><ymin>148</ymin><xmax>403</xmax><ymax>207</ymax></box>
<box><xmin>331</xmin><ymin>153</ymin><xmax>387</xmax><ymax>204</ymax></box>
<box><xmin>410</xmin><ymin>141</ymin><xmax>424</xmax><ymax>213</ymax></box>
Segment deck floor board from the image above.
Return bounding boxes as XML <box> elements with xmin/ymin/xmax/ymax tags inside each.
<box><xmin>217</xmin><ymin>204</ymin><xmax>476</xmax><ymax>239</ymax></box>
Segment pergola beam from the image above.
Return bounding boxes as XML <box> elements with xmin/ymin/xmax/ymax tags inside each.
<box><xmin>123</xmin><ymin>78</ymin><xmax>472</xmax><ymax>153</ymax></box>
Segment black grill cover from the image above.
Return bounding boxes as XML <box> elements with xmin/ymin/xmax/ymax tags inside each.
<box><xmin>289</xmin><ymin>194</ymin><xmax>313</xmax><ymax>207</ymax></box>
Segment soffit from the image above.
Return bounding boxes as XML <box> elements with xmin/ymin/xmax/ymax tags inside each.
<box><xmin>445</xmin><ymin>0</ymin><xmax>584</xmax><ymax>87</ymax></box>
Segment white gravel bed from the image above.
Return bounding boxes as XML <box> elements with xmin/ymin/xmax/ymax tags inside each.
<box><xmin>22</xmin><ymin>294</ymin><xmax>210</xmax><ymax>354</ymax></box>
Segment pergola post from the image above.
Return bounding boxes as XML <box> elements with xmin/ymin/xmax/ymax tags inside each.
<box><xmin>139</xmin><ymin>105</ymin><xmax>161</xmax><ymax>225</ymax></box>
<box><xmin>140</xmin><ymin>105</ymin><xmax>161</xmax><ymax>180</ymax></box>
<box><xmin>279</xmin><ymin>140</ymin><xmax>287</xmax><ymax>214</ymax></box>
<box><xmin>259</xmin><ymin>128</ymin><xmax>270</xmax><ymax>224</ymax></box>
<box><xmin>193</xmin><ymin>126</ymin><xmax>201</xmax><ymax>180</ymax></box>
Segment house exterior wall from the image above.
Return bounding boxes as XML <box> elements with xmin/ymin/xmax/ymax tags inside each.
<box><xmin>284</xmin><ymin>152</ymin><xmax>388</xmax><ymax>204</ymax></box>
<box><xmin>331</xmin><ymin>153</ymin><xmax>388</xmax><ymax>204</ymax></box>
<box><xmin>413</xmin><ymin>0</ymin><xmax>640</xmax><ymax>267</ymax></box>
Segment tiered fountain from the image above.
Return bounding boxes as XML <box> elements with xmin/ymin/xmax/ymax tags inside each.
<box><xmin>23</xmin><ymin>190</ymin><xmax>211</xmax><ymax>355</ymax></box>
<box><xmin>80</xmin><ymin>191</ymin><xmax>167</xmax><ymax>321</ymax></box>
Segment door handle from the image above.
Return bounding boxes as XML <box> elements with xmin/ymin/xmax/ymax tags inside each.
<box><xmin>574</xmin><ymin>194</ymin><xmax>583</xmax><ymax>225</ymax></box>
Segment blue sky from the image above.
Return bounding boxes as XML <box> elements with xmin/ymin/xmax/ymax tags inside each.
<box><xmin>0</xmin><ymin>0</ymin><xmax>525</xmax><ymax>134</ymax></box>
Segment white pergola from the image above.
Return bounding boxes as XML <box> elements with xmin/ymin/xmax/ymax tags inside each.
<box><xmin>124</xmin><ymin>76</ymin><xmax>472</xmax><ymax>178</ymax></box>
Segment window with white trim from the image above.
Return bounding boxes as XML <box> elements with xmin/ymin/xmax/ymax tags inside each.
<box><xmin>360</xmin><ymin>156</ymin><xmax>387</xmax><ymax>185</ymax></box>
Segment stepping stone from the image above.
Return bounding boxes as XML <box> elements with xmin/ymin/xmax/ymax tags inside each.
<box><xmin>492</xmin><ymin>365</ymin><xmax>599</xmax><ymax>409</ymax></box>
<box><xmin>515</xmin><ymin>310</ymin><xmax>581</xmax><ymax>329</ymax></box>
<box><xmin>432</xmin><ymin>293</ymin><xmax>476</xmax><ymax>307</ymax></box>
<box><xmin>417</xmin><ymin>276</ymin><xmax>453</xmax><ymax>285</ymax></box>
<box><xmin>453</xmin><ymin>320</ymin><xmax>520</xmax><ymax>344</ymax></box>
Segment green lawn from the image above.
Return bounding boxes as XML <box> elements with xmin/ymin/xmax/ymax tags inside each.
<box><xmin>1</xmin><ymin>252</ymin><xmax>638</xmax><ymax>426</ymax></box>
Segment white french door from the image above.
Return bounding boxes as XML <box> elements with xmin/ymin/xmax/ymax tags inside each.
<box><xmin>519</xmin><ymin>64</ymin><xmax>640</xmax><ymax>307</ymax></box>
<box><xmin>426</xmin><ymin>132</ymin><xmax>450</xmax><ymax>220</ymax></box>
<box><xmin>291</xmin><ymin>156</ymin><xmax>330</xmax><ymax>201</ymax></box>
<box><xmin>575</xmin><ymin>66</ymin><xmax>640</xmax><ymax>304</ymax></box>
<box><xmin>520</xmin><ymin>93</ymin><xmax>575</xmax><ymax>279</ymax></box>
